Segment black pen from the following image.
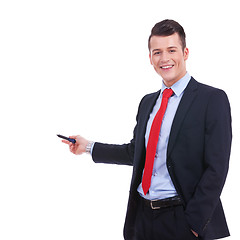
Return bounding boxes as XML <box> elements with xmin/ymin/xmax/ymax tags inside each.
<box><xmin>57</xmin><ymin>134</ymin><xmax>76</xmax><ymax>143</ymax></box>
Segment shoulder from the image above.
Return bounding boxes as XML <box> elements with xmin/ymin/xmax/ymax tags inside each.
<box><xmin>190</xmin><ymin>77</ymin><xmax>229</xmax><ymax>101</ymax></box>
<box><xmin>134</xmin><ymin>90</ymin><xmax>160</xmax><ymax>120</ymax></box>
<box><xmin>141</xmin><ymin>90</ymin><xmax>160</xmax><ymax>101</ymax></box>
<box><xmin>188</xmin><ymin>78</ymin><xmax>231</xmax><ymax>119</ymax></box>
<box><xmin>138</xmin><ymin>90</ymin><xmax>160</xmax><ymax>108</ymax></box>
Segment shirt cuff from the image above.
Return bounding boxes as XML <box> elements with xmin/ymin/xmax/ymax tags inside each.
<box><xmin>90</xmin><ymin>142</ymin><xmax>95</xmax><ymax>155</ymax></box>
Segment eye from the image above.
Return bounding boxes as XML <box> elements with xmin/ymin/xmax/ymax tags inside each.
<box><xmin>153</xmin><ymin>51</ymin><xmax>161</xmax><ymax>55</ymax></box>
<box><xmin>169</xmin><ymin>49</ymin><xmax>176</xmax><ymax>53</ymax></box>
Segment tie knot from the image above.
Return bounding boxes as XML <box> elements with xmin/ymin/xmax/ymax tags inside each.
<box><xmin>162</xmin><ymin>88</ymin><xmax>173</xmax><ymax>99</ymax></box>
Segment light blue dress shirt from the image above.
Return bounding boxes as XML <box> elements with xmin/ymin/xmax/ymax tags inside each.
<box><xmin>137</xmin><ymin>72</ymin><xmax>191</xmax><ymax>200</ymax></box>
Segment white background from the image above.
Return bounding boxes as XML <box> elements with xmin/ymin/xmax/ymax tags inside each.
<box><xmin>0</xmin><ymin>0</ymin><xmax>239</xmax><ymax>239</ymax></box>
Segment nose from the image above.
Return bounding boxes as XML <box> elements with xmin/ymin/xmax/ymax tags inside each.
<box><xmin>160</xmin><ymin>51</ymin><xmax>170</xmax><ymax>63</ymax></box>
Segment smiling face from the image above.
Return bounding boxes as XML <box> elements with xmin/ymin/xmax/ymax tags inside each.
<box><xmin>149</xmin><ymin>33</ymin><xmax>189</xmax><ymax>87</ymax></box>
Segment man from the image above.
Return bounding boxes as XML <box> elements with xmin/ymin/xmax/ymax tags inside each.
<box><xmin>61</xmin><ymin>20</ymin><xmax>232</xmax><ymax>240</ymax></box>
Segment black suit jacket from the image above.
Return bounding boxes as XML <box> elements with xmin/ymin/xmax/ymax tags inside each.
<box><xmin>92</xmin><ymin>78</ymin><xmax>232</xmax><ymax>240</ymax></box>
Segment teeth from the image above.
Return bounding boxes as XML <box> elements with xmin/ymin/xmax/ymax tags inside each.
<box><xmin>161</xmin><ymin>65</ymin><xmax>173</xmax><ymax>69</ymax></box>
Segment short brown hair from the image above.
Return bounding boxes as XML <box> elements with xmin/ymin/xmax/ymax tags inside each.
<box><xmin>148</xmin><ymin>19</ymin><xmax>186</xmax><ymax>51</ymax></box>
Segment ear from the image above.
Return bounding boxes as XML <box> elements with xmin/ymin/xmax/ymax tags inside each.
<box><xmin>149</xmin><ymin>52</ymin><xmax>153</xmax><ymax>65</ymax></box>
<box><xmin>184</xmin><ymin>47</ymin><xmax>189</xmax><ymax>61</ymax></box>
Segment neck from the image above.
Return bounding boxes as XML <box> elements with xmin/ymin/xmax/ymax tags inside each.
<box><xmin>162</xmin><ymin>71</ymin><xmax>187</xmax><ymax>87</ymax></box>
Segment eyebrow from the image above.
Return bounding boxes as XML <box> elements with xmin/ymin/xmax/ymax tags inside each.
<box><xmin>152</xmin><ymin>46</ymin><xmax>178</xmax><ymax>52</ymax></box>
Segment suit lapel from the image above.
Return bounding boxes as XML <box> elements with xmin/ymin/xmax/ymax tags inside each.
<box><xmin>167</xmin><ymin>78</ymin><xmax>198</xmax><ymax>156</ymax></box>
<box><xmin>142</xmin><ymin>92</ymin><xmax>161</xmax><ymax>136</ymax></box>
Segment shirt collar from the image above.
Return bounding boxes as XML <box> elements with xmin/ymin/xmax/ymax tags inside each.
<box><xmin>161</xmin><ymin>72</ymin><xmax>191</xmax><ymax>97</ymax></box>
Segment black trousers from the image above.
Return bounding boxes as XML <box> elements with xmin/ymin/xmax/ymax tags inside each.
<box><xmin>134</xmin><ymin>197</ymin><xmax>199</xmax><ymax>240</ymax></box>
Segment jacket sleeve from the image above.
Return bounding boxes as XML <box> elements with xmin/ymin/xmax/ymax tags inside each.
<box><xmin>92</xmin><ymin>140</ymin><xmax>135</xmax><ymax>166</ymax></box>
<box><xmin>184</xmin><ymin>89</ymin><xmax>232</xmax><ymax>236</ymax></box>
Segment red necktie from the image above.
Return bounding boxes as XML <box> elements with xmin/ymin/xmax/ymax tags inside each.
<box><xmin>142</xmin><ymin>88</ymin><xmax>174</xmax><ymax>195</ymax></box>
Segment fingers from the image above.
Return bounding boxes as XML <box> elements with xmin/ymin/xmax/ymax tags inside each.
<box><xmin>191</xmin><ymin>230</ymin><xmax>198</xmax><ymax>237</ymax></box>
<box><xmin>62</xmin><ymin>140</ymin><xmax>71</xmax><ymax>144</ymax></box>
<box><xmin>69</xmin><ymin>143</ymin><xmax>75</xmax><ymax>153</ymax></box>
<box><xmin>69</xmin><ymin>135</ymin><xmax>77</xmax><ymax>139</ymax></box>
<box><xmin>59</xmin><ymin>134</ymin><xmax>87</xmax><ymax>155</ymax></box>
<box><xmin>61</xmin><ymin>140</ymin><xmax>75</xmax><ymax>153</ymax></box>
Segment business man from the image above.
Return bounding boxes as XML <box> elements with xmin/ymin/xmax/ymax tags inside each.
<box><xmin>61</xmin><ymin>20</ymin><xmax>232</xmax><ymax>240</ymax></box>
